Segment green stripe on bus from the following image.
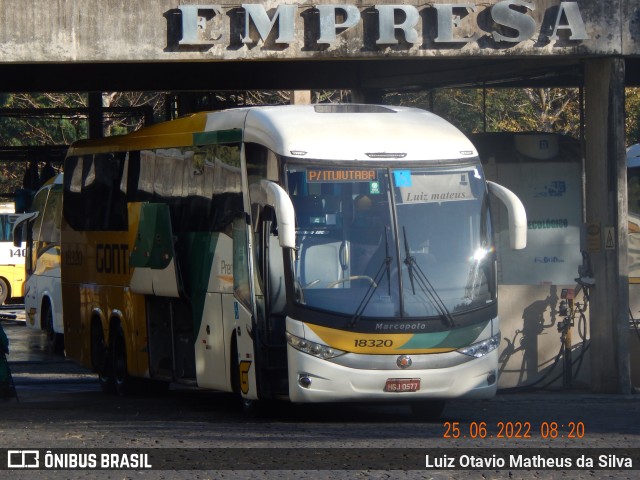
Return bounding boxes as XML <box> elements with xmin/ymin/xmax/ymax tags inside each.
<box><xmin>181</xmin><ymin>232</ymin><xmax>219</xmax><ymax>336</ymax></box>
<box><xmin>193</xmin><ymin>129</ymin><xmax>242</xmax><ymax>145</ymax></box>
<box><xmin>398</xmin><ymin>321</ymin><xmax>489</xmax><ymax>350</ymax></box>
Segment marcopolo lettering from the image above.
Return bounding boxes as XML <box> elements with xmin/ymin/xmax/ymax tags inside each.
<box><xmin>177</xmin><ymin>2</ymin><xmax>589</xmax><ymax>49</ymax></box>
<box><xmin>376</xmin><ymin>322</ymin><xmax>428</xmax><ymax>331</ymax></box>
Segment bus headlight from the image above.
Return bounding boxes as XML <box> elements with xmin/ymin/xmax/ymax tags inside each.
<box><xmin>286</xmin><ymin>332</ymin><xmax>346</xmax><ymax>360</ymax></box>
<box><xmin>457</xmin><ymin>332</ymin><xmax>501</xmax><ymax>358</ymax></box>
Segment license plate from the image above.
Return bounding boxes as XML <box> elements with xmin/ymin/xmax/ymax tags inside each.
<box><xmin>384</xmin><ymin>378</ymin><xmax>421</xmax><ymax>392</ymax></box>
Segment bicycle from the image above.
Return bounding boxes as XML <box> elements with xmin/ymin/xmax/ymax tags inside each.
<box><xmin>557</xmin><ymin>276</ymin><xmax>592</xmax><ymax>387</ymax></box>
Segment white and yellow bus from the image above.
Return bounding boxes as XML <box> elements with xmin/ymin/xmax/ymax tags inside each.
<box><xmin>61</xmin><ymin>104</ymin><xmax>526</xmax><ymax>418</ymax></box>
<box><xmin>13</xmin><ymin>174</ymin><xmax>64</xmax><ymax>352</ymax></box>
<box><xmin>0</xmin><ymin>202</ymin><xmax>26</xmax><ymax>304</ymax></box>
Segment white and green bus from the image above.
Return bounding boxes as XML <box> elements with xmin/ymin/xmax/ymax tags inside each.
<box><xmin>61</xmin><ymin>104</ymin><xmax>526</xmax><ymax>418</ymax></box>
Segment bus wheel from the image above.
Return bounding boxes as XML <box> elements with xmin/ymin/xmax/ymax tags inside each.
<box><xmin>409</xmin><ymin>400</ymin><xmax>446</xmax><ymax>422</ymax></box>
<box><xmin>91</xmin><ymin>322</ymin><xmax>114</xmax><ymax>394</ymax></box>
<box><xmin>0</xmin><ymin>278</ymin><xmax>8</xmax><ymax>305</ymax></box>
<box><xmin>44</xmin><ymin>303</ymin><xmax>63</xmax><ymax>355</ymax></box>
<box><xmin>111</xmin><ymin>326</ymin><xmax>133</xmax><ymax>396</ymax></box>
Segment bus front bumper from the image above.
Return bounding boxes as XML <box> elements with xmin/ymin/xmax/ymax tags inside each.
<box><xmin>287</xmin><ymin>346</ymin><xmax>498</xmax><ymax>403</ymax></box>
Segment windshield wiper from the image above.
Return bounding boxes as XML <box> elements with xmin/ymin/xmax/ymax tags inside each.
<box><xmin>402</xmin><ymin>227</ymin><xmax>456</xmax><ymax>327</ymax></box>
<box><xmin>348</xmin><ymin>227</ymin><xmax>392</xmax><ymax>329</ymax></box>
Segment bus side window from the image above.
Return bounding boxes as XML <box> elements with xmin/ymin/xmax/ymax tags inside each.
<box><xmin>232</xmin><ymin>215</ymin><xmax>252</xmax><ymax>311</ymax></box>
<box><xmin>64</xmin><ymin>154</ymin><xmax>127</xmax><ymax>231</ymax></box>
<box><xmin>29</xmin><ymin>187</ymin><xmax>49</xmax><ymax>271</ymax></box>
<box><xmin>0</xmin><ymin>216</ymin><xmax>9</xmax><ymax>242</ymax></box>
<box><xmin>39</xmin><ymin>188</ymin><xmax>62</xmax><ymax>248</ymax></box>
<box><xmin>255</xmin><ymin>207</ymin><xmax>285</xmax><ymax>315</ymax></box>
<box><xmin>94</xmin><ymin>153</ymin><xmax>127</xmax><ymax>230</ymax></box>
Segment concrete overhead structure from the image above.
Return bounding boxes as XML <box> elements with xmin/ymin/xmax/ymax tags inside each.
<box><xmin>0</xmin><ymin>0</ymin><xmax>637</xmax><ymax>393</ymax></box>
<box><xmin>0</xmin><ymin>1</ymin><xmax>632</xmax><ymax>61</ymax></box>
<box><xmin>0</xmin><ymin>0</ymin><xmax>637</xmax><ymax>91</ymax></box>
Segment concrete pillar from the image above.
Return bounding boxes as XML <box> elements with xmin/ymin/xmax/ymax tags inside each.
<box><xmin>88</xmin><ymin>92</ymin><xmax>104</xmax><ymax>139</ymax></box>
<box><xmin>584</xmin><ymin>58</ymin><xmax>632</xmax><ymax>394</ymax></box>
<box><xmin>290</xmin><ymin>90</ymin><xmax>311</xmax><ymax>105</ymax></box>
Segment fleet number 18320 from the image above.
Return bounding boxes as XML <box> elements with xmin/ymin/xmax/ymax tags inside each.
<box><xmin>354</xmin><ymin>339</ymin><xmax>393</xmax><ymax>347</ymax></box>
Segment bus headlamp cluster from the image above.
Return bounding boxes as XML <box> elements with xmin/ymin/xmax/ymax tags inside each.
<box><xmin>457</xmin><ymin>332</ymin><xmax>501</xmax><ymax>358</ymax></box>
<box><xmin>286</xmin><ymin>332</ymin><xmax>346</xmax><ymax>359</ymax></box>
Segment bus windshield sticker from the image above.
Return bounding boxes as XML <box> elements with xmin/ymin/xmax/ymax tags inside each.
<box><xmin>398</xmin><ymin>172</ymin><xmax>476</xmax><ymax>204</ymax></box>
<box><xmin>306</xmin><ymin>169</ymin><xmax>377</xmax><ymax>183</ymax></box>
<box><xmin>393</xmin><ymin>170</ymin><xmax>412</xmax><ymax>187</ymax></box>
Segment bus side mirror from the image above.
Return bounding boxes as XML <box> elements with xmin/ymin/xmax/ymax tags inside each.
<box><xmin>12</xmin><ymin>212</ymin><xmax>38</xmax><ymax>247</ymax></box>
<box><xmin>258</xmin><ymin>180</ymin><xmax>296</xmax><ymax>249</ymax></box>
<box><xmin>487</xmin><ymin>181</ymin><xmax>527</xmax><ymax>250</ymax></box>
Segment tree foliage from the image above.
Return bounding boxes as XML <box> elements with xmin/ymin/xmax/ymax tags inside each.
<box><xmin>0</xmin><ymin>92</ymin><xmax>167</xmax><ymax>198</ymax></box>
<box><xmin>1</xmin><ymin>87</ymin><xmax>639</xmax><ymax>199</ymax></box>
<box><xmin>173</xmin><ymin>90</ymin><xmax>352</xmax><ymax>113</ymax></box>
<box><xmin>0</xmin><ymin>92</ymin><xmax>88</xmax><ymax>145</ymax></box>
<box><xmin>385</xmin><ymin>87</ymin><xmax>582</xmax><ymax>138</ymax></box>
<box><xmin>102</xmin><ymin>92</ymin><xmax>167</xmax><ymax>136</ymax></box>
<box><xmin>387</xmin><ymin>87</ymin><xmax>640</xmax><ymax>147</ymax></box>
<box><xmin>626</xmin><ymin>88</ymin><xmax>640</xmax><ymax>148</ymax></box>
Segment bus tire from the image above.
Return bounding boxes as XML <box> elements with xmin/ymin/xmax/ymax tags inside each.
<box><xmin>0</xmin><ymin>278</ymin><xmax>8</xmax><ymax>305</ymax></box>
<box><xmin>111</xmin><ymin>325</ymin><xmax>133</xmax><ymax>396</ymax></box>
<box><xmin>91</xmin><ymin>320</ymin><xmax>114</xmax><ymax>394</ymax></box>
<box><xmin>409</xmin><ymin>400</ymin><xmax>446</xmax><ymax>422</ymax></box>
<box><xmin>43</xmin><ymin>301</ymin><xmax>63</xmax><ymax>355</ymax></box>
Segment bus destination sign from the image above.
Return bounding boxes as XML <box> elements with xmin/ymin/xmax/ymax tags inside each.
<box><xmin>307</xmin><ymin>169</ymin><xmax>377</xmax><ymax>183</ymax></box>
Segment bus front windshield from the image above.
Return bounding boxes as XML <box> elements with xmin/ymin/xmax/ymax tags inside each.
<box><xmin>286</xmin><ymin>163</ymin><xmax>495</xmax><ymax>323</ymax></box>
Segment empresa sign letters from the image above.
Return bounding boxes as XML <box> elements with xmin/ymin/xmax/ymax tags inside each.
<box><xmin>177</xmin><ymin>1</ymin><xmax>589</xmax><ymax>50</ymax></box>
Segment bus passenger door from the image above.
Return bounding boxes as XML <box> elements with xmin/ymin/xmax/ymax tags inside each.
<box><xmin>256</xmin><ymin>207</ymin><xmax>288</xmax><ymax>397</ymax></box>
<box><xmin>229</xmin><ymin>214</ymin><xmax>259</xmax><ymax>400</ymax></box>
